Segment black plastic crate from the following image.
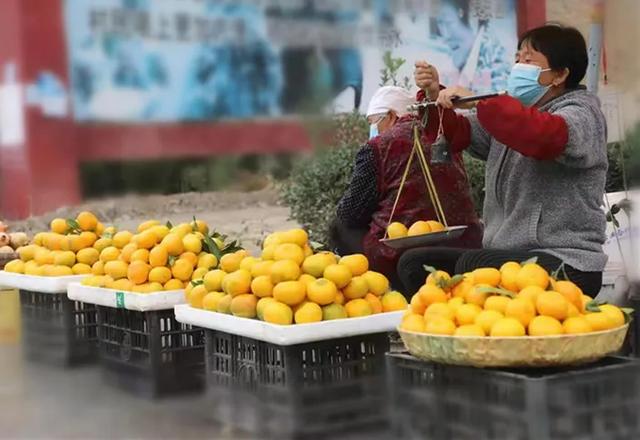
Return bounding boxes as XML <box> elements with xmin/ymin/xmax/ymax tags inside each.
<box><xmin>97</xmin><ymin>306</ymin><xmax>205</xmax><ymax>398</ymax></box>
<box><xmin>387</xmin><ymin>352</ymin><xmax>640</xmax><ymax>440</ymax></box>
<box><xmin>204</xmin><ymin>330</ymin><xmax>391</xmax><ymax>439</ymax></box>
<box><xmin>19</xmin><ymin>289</ymin><xmax>98</xmax><ymax>366</ymax></box>
<box><xmin>630</xmin><ymin>298</ymin><xmax>640</xmax><ymax>357</ymax></box>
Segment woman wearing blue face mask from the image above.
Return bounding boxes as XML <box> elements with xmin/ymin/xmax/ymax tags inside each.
<box><xmin>400</xmin><ymin>24</ymin><xmax>607</xmax><ymax>297</ymax></box>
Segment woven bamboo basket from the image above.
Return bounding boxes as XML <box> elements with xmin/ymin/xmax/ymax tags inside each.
<box><xmin>399</xmin><ymin>324</ymin><xmax>629</xmax><ymax>368</ymax></box>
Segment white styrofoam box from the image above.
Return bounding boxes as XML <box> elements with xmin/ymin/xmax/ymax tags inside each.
<box><xmin>67</xmin><ymin>283</ymin><xmax>186</xmax><ymax>311</ymax></box>
<box><xmin>174</xmin><ymin>304</ymin><xmax>403</xmax><ymax>346</ymax></box>
<box><xmin>0</xmin><ymin>272</ymin><xmax>86</xmax><ymax>294</ymax></box>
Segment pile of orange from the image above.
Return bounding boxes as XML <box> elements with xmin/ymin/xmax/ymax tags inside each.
<box><xmin>186</xmin><ymin>228</ymin><xmax>408</xmax><ymax>325</ymax></box>
<box><xmin>5</xmin><ymin>211</ymin><xmax>110</xmax><ymax>277</ymax></box>
<box><xmin>387</xmin><ymin>220</ymin><xmax>446</xmax><ymax>239</ymax></box>
<box><xmin>400</xmin><ymin>262</ymin><xmax>629</xmax><ymax>337</ymax></box>
<box><xmin>77</xmin><ymin>219</ymin><xmax>222</xmax><ymax>293</ymax></box>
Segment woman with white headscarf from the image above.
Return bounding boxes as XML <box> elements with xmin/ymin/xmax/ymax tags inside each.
<box><xmin>332</xmin><ymin>86</ymin><xmax>482</xmax><ymax>291</ymax></box>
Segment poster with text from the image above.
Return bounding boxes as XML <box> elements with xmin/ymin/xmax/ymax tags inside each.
<box><xmin>64</xmin><ymin>0</ymin><xmax>517</xmax><ymax>122</ymax></box>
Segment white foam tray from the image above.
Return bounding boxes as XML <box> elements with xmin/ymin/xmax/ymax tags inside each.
<box><xmin>0</xmin><ymin>271</ymin><xmax>86</xmax><ymax>294</ymax></box>
<box><xmin>67</xmin><ymin>283</ymin><xmax>186</xmax><ymax>311</ymax></box>
<box><xmin>174</xmin><ymin>304</ymin><xmax>404</xmax><ymax>346</ymax></box>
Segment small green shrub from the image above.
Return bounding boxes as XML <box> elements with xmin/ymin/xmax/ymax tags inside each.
<box><xmin>280</xmin><ymin>112</ymin><xmax>367</xmax><ymax>243</ymax></box>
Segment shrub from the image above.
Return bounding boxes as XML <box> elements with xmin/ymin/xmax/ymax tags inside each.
<box><xmin>280</xmin><ymin>112</ymin><xmax>367</xmax><ymax>243</ymax></box>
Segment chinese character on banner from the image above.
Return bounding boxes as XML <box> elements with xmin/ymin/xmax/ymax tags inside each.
<box><xmin>174</xmin><ymin>13</ymin><xmax>192</xmax><ymax>42</ymax></box>
<box><xmin>134</xmin><ymin>11</ymin><xmax>151</xmax><ymax>39</ymax></box>
<box><xmin>156</xmin><ymin>14</ymin><xmax>173</xmax><ymax>41</ymax></box>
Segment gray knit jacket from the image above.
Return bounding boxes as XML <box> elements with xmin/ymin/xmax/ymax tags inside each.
<box><xmin>467</xmin><ymin>88</ymin><xmax>608</xmax><ymax>272</ymax></box>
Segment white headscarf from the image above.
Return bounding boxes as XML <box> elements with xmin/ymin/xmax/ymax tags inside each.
<box><xmin>366</xmin><ymin>86</ymin><xmax>415</xmax><ymax>118</ymax></box>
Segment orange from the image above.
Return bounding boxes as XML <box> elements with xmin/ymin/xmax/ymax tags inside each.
<box><xmin>104</xmin><ymin>260</ymin><xmax>128</xmax><ymax>280</ymax></box>
<box><xmin>130</xmin><ymin>248</ymin><xmax>150</xmax><ymax>263</ymax></box>
<box><xmin>490</xmin><ymin>318</ymin><xmax>526</xmax><ymax>337</ymax></box>
<box><xmin>119</xmin><ymin>243</ymin><xmax>138</xmax><ymax>263</ymax></box>
<box><xmin>257</xmin><ymin>297</ymin><xmax>278</xmax><ymax>320</ymax></box>
<box><xmin>230</xmin><ymin>294</ymin><xmax>258</xmax><ymax>319</ymax></box>
<box><xmin>387</xmin><ymin>222</ymin><xmax>408</xmax><ymax>239</ymax></box>
<box><xmin>307</xmin><ymin>278</ymin><xmax>338</xmax><ymax>305</ymax></box>
<box><xmin>149</xmin><ymin>245</ymin><xmax>168</xmax><ymax>267</ymax></box>
<box><xmin>197</xmin><ymin>253</ymin><xmax>218</xmax><ymax>270</ymax></box>
<box><xmin>339</xmin><ymin>254</ymin><xmax>369</xmax><ymax>276</ymax></box>
<box><xmin>563</xmin><ymin>316</ymin><xmax>593</xmax><ymax>334</ymax></box>
<box><xmin>381</xmin><ymin>291</ymin><xmax>408</xmax><ymax>312</ymax></box>
<box><xmin>598</xmin><ymin>304</ymin><xmax>626</xmax><ymax>328</ymax></box>
<box><xmin>263</xmin><ymin>301</ymin><xmax>294</xmax><ymax>325</ymax></box>
<box><xmin>410</xmin><ymin>293</ymin><xmax>427</xmax><ymax>315</ymax></box>
<box><xmin>553</xmin><ymin>280</ymin><xmax>584</xmax><ymax>312</ymax></box>
<box><xmin>451</xmin><ymin>279</ymin><xmax>473</xmax><ymax>299</ymax></box>
<box><xmin>112</xmin><ymin>231</ymin><xmax>134</xmax><ymax>249</ymax></box>
<box><xmin>426</xmin><ymin>270</ymin><xmax>451</xmax><ymax>288</ymax></box>
<box><xmin>72</xmin><ymin>263</ymin><xmax>92</xmax><ymax>275</ymax></box>
<box><xmin>251</xmin><ymin>260</ymin><xmax>274</xmax><ymax>278</ymax></box>
<box><xmin>279</xmin><ymin>229</ymin><xmax>309</xmax><ymax>247</ymax></box>
<box><xmin>483</xmin><ymin>295</ymin><xmax>511</xmax><ymax>314</ymax></box>
<box><xmin>426</xmin><ymin>221</ymin><xmax>445</xmax><ymax>232</ymax></box>
<box><xmin>333</xmin><ymin>292</ymin><xmax>346</xmax><ymax>306</ymax></box>
<box><xmin>407</xmin><ymin>221</ymin><xmax>431</xmax><ymax>236</ymax></box>
<box><xmin>472</xmin><ymin>268</ymin><xmax>501</xmax><ymax>287</ymax></box>
<box><xmin>505</xmin><ymin>298</ymin><xmax>536</xmax><ymax>327</ymax></box>
<box><xmin>93</xmin><ymin>237</ymin><xmax>113</xmax><ymax>252</ymax></box>
<box><xmin>516</xmin><ymin>263</ymin><xmax>550</xmax><ymax>291</ymax></box>
<box><xmin>273</xmin><ymin>243</ymin><xmax>305</xmax><ymax>266</ymax></box>
<box><xmin>465</xmin><ymin>284</ymin><xmax>490</xmax><ymax>307</ymax></box>
<box><xmin>251</xmin><ymin>275</ymin><xmax>275</xmax><ymax>298</ymax></box>
<box><xmin>161</xmin><ymin>233</ymin><xmax>184</xmax><ymax>256</ymax></box>
<box><xmin>137</xmin><ymin>220</ymin><xmax>160</xmax><ymax>232</ymax></box>
<box><xmin>222</xmin><ymin>269</ymin><xmax>252</xmax><ymax>297</ymax></box>
<box><xmin>400</xmin><ymin>313</ymin><xmax>425</xmax><ymax>332</ymax></box>
<box><xmin>188</xmin><ymin>285</ymin><xmax>208</xmax><ymax>308</ymax></box>
<box><xmin>203</xmin><ymin>269</ymin><xmax>226</xmax><ymax>292</ymax></box>
<box><xmin>424</xmin><ymin>302</ymin><xmax>454</xmax><ymax>321</ymax></box>
<box><xmin>298</xmin><ymin>273</ymin><xmax>317</xmax><ymax>286</ymax></box>
<box><xmin>77</xmin><ymin>248</ymin><xmax>100</xmax><ymax>266</ymax></box>
<box><xmin>77</xmin><ymin>211</ymin><xmax>98</xmax><ymax>231</ymax></box>
<box><xmin>447</xmin><ymin>297</ymin><xmax>465</xmax><ymax>314</ymax></box>
<box><xmin>182</xmin><ymin>233</ymin><xmax>202</xmax><ymax>254</ymax></box>
<box><xmin>164</xmin><ymin>279</ymin><xmax>184</xmax><ymax>291</ymax></box>
<box><xmin>270</xmin><ymin>260</ymin><xmax>301</xmax><ymax>284</ymax></box>
<box><xmin>518</xmin><ymin>286</ymin><xmax>545</xmax><ymax>307</ymax></box>
<box><xmin>294</xmin><ymin>302</ymin><xmax>323</xmax><ymax>324</ymax></box>
<box><xmin>79</xmin><ymin>231</ymin><xmax>98</xmax><ymax>248</ymax></box>
<box><xmin>343</xmin><ymin>276</ymin><xmax>369</xmax><ymax>300</ymax></box>
<box><xmin>91</xmin><ymin>260</ymin><xmax>105</xmax><ymax>276</ymax></box>
<box><xmin>584</xmin><ymin>312</ymin><xmax>615</xmax><ymax>331</ymax></box>
<box><xmin>239</xmin><ymin>256</ymin><xmax>260</xmax><ymax>272</ymax></box>
<box><xmin>128</xmin><ymin>261</ymin><xmax>150</xmax><ymax>285</ymax></box>
<box><xmin>302</xmin><ymin>252</ymin><xmax>338</xmax><ymax>277</ymax></box>
<box><xmin>344</xmin><ymin>298</ymin><xmax>373</xmax><ymax>318</ymax></box>
<box><xmin>180</xmin><ymin>251</ymin><xmax>199</xmax><ymax>268</ymax></box>
<box><xmin>323</xmin><ymin>264</ymin><xmax>352</xmax><ymax>289</ymax></box>
<box><xmin>202</xmin><ymin>292</ymin><xmax>226</xmax><ymax>311</ymax></box>
<box><xmin>218</xmin><ymin>252</ymin><xmax>243</xmax><ymax>273</ymax></box>
<box><xmin>424</xmin><ymin>316</ymin><xmax>456</xmax><ymax>335</ymax></box>
<box><xmin>455</xmin><ymin>304</ymin><xmax>482</xmax><ymax>326</ymax></box>
<box><xmin>536</xmin><ymin>291</ymin><xmax>569</xmax><ymax>321</ymax></box>
<box><xmin>50</xmin><ymin>218</ymin><xmax>68</xmax><ymax>234</ymax></box>
<box><xmin>273</xmin><ymin>280</ymin><xmax>307</xmax><ymax>306</ymax></box>
<box><xmin>499</xmin><ymin>261</ymin><xmax>521</xmax><ymax>292</ymax></box>
<box><xmin>364</xmin><ymin>293</ymin><xmax>383</xmax><ymax>314</ymax></box>
<box><xmin>171</xmin><ymin>258</ymin><xmax>194</xmax><ymax>281</ymax></box>
<box><xmin>418</xmin><ymin>284</ymin><xmax>448</xmax><ymax>307</ymax></box>
<box><xmin>474</xmin><ymin>310</ymin><xmax>504</xmax><ymax>334</ymax></box>
<box><xmin>529</xmin><ymin>315</ymin><xmax>564</xmax><ymax>336</ymax></box>
<box><xmin>149</xmin><ymin>266</ymin><xmax>172</xmax><ymax>285</ymax></box>
<box><xmin>100</xmin><ymin>246</ymin><xmax>120</xmax><ymax>263</ymax></box>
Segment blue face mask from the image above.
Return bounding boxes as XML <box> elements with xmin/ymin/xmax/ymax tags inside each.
<box><xmin>507</xmin><ymin>63</ymin><xmax>552</xmax><ymax>106</ymax></box>
<box><xmin>369</xmin><ymin>123</ymin><xmax>379</xmax><ymax>139</ymax></box>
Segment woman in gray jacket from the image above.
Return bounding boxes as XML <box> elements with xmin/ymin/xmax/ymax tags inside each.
<box><xmin>399</xmin><ymin>25</ymin><xmax>607</xmax><ymax>296</ymax></box>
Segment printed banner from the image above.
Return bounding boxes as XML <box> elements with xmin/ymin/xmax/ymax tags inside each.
<box><xmin>64</xmin><ymin>0</ymin><xmax>517</xmax><ymax>122</ymax></box>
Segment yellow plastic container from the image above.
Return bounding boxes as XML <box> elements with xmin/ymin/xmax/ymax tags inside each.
<box><xmin>0</xmin><ymin>289</ymin><xmax>20</xmax><ymax>344</ymax></box>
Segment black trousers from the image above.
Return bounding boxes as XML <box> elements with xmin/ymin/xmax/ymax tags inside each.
<box><xmin>397</xmin><ymin>247</ymin><xmax>603</xmax><ymax>298</ymax></box>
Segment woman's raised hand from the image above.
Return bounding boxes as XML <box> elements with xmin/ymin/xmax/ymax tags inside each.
<box><xmin>436</xmin><ymin>86</ymin><xmax>475</xmax><ymax>109</ymax></box>
<box><xmin>414</xmin><ymin>61</ymin><xmax>440</xmax><ymax>101</ymax></box>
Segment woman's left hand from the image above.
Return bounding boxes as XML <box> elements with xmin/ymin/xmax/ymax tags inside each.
<box><xmin>436</xmin><ymin>86</ymin><xmax>475</xmax><ymax>109</ymax></box>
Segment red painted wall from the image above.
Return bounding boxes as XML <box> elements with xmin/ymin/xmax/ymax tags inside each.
<box><xmin>0</xmin><ymin>0</ymin><xmax>546</xmax><ymax>220</ymax></box>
